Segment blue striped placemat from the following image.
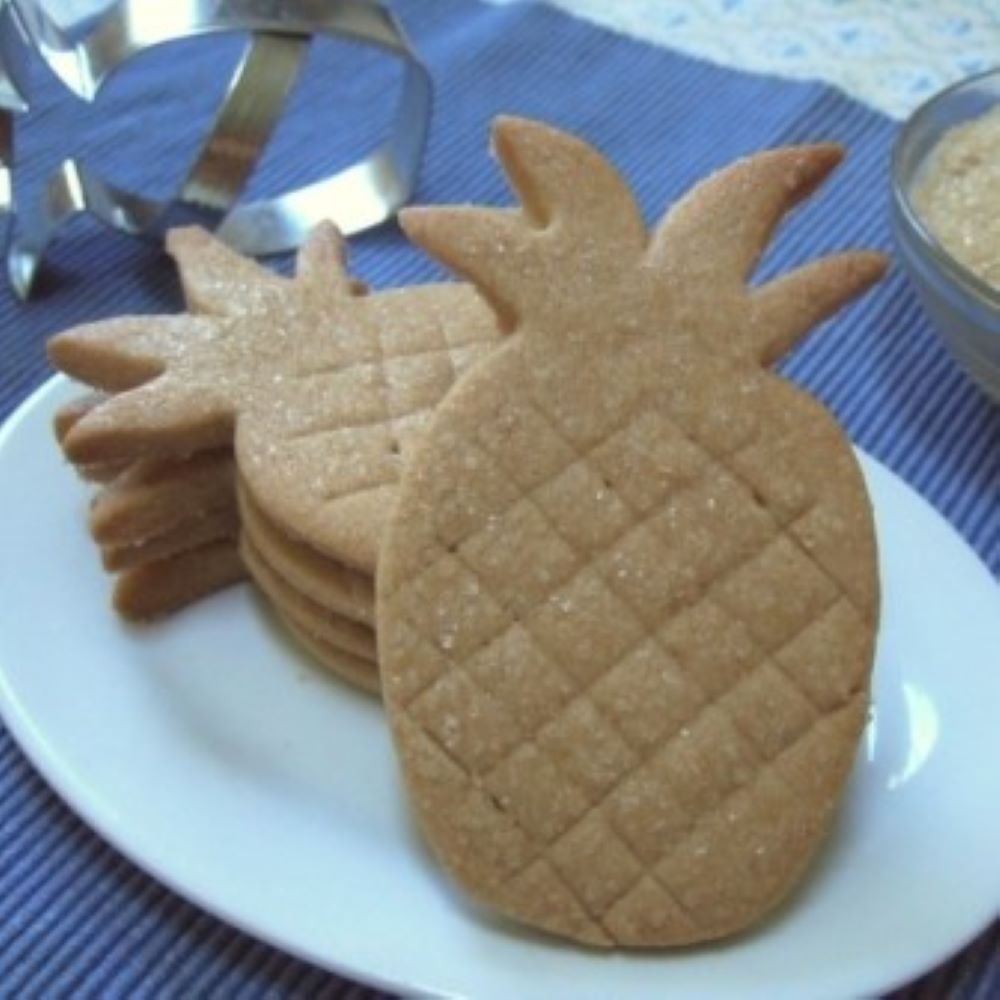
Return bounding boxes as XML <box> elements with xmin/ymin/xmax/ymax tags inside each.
<box><xmin>0</xmin><ymin>0</ymin><xmax>996</xmax><ymax>995</ymax></box>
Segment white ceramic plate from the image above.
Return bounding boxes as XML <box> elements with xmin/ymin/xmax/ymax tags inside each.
<box><xmin>1</xmin><ymin>376</ymin><xmax>998</xmax><ymax>1000</ymax></box>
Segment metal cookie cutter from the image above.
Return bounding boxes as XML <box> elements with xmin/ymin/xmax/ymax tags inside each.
<box><xmin>0</xmin><ymin>0</ymin><xmax>432</xmax><ymax>298</ymax></box>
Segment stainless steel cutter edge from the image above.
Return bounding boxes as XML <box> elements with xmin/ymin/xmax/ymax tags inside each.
<box><xmin>0</xmin><ymin>0</ymin><xmax>432</xmax><ymax>298</ymax></box>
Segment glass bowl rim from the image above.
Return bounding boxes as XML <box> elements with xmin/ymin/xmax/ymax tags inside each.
<box><xmin>890</xmin><ymin>66</ymin><xmax>1000</xmax><ymax>315</ymax></box>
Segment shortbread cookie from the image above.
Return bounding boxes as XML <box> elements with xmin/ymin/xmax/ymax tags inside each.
<box><xmin>378</xmin><ymin>118</ymin><xmax>885</xmax><ymax>947</ymax></box>
<box><xmin>54</xmin><ymin>391</ymin><xmax>107</xmax><ymax>441</ymax></box>
<box><xmin>75</xmin><ymin>461</ymin><xmax>127</xmax><ymax>485</ymax></box>
<box><xmin>236</xmin><ymin>478</ymin><xmax>374</xmax><ymax>626</ymax></box>
<box><xmin>57</xmin><ymin>396</ymin><xmax>243</xmax><ymax>602</ymax></box>
<box><xmin>55</xmin><ymin>392</ymin><xmax>126</xmax><ymax>482</ymax></box>
<box><xmin>241</xmin><ymin>533</ymin><xmax>377</xmax><ymax>664</ymax></box>
<box><xmin>90</xmin><ymin>451</ymin><xmax>235</xmax><ymax>547</ymax></box>
<box><xmin>113</xmin><ymin>538</ymin><xmax>244</xmax><ymax>620</ymax></box>
<box><xmin>49</xmin><ymin>223</ymin><xmax>502</xmax><ymax>577</ymax></box>
<box><xmin>102</xmin><ymin>505</ymin><xmax>240</xmax><ymax>572</ymax></box>
<box><xmin>169</xmin><ymin>224</ymin><xmax>369</xmax><ymax>316</ymax></box>
<box><xmin>237</xmin><ymin>476</ymin><xmax>377</xmax><ymax>692</ymax></box>
<box><xmin>278</xmin><ymin>614</ymin><xmax>381</xmax><ymax>696</ymax></box>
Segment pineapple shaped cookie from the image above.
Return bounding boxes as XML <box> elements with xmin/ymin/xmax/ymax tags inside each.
<box><xmin>378</xmin><ymin>118</ymin><xmax>886</xmax><ymax>946</ymax></box>
<box><xmin>50</xmin><ymin>224</ymin><xmax>501</xmax><ymax>689</ymax></box>
<box><xmin>52</xmin><ymin>223</ymin><xmax>499</xmax><ymax>575</ymax></box>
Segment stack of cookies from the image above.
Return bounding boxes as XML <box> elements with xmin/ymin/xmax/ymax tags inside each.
<box><xmin>49</xmin><ymin>222</ymin><xmax>501</xmax><ymax>693</ymax></box>
<box><xmin>49</xmin><ymin>226</ymin><xmax>301</xmax><ymax>620</ymax></box>
<box><xmin>50</xmin><ymin>117</ymin><xmax>887</xmax><ymax>949</ymax></box>
<box><xmin>54</xmin><ymin>392</ymin><xmax>243</xmax><ymax>620</ymax></box>
<box><xmin>236</xmin><ymin>482</ymin><xmax>377</xmax><ymax>691</ymax></box>
<box><xmin>377</xmin><ymin>119</ymin><xmax>884</xmax><ymax>946</ymax></box>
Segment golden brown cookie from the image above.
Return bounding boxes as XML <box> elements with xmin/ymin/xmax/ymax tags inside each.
<box><xmin>54</xmin><ymin>392</ymin><xmax>126</xmax><ymax>482</ymax></box>
<box><xmin>49</xmin><ymin>223</ymin><xmax>502</xmax><ymax>577</ymax></box>
<box><xmin>277</xmin><ymin>615</ymin><xmax>381</xmax><ymax>697</ymax></box>
<box><xmin>101</xmin><ymin>505</ymin><xmax>240</xmax><ymax>572</ymax></box>
<box><xmin>113</xmin><ymin>539</ymin><xmax>244</xmax><ymax>620</ymax></box>
<box><xmin>90</xmin><ymin>451</ymin><xmax>235</xmax><ymax>547</ymax></box>
<box><xmin>236</xmin><ymin>473</ymin><xmax>378</xmax><ymax>692</ymax></box>
<box><xmin>54</xmin><ymin>390</ymin><xmax>107</xmax><ymax>442</ymax></box>
<box><xmin>48</xmin><ymin>223</ymin><xmax>501</xmax><ymax>638</ymax></box>
<box><xmin>378</xmin><ymin>118</ymin><xmax>885</xmax><ymax>947</ymax></box>
<box><xmin>56</xmin><ymin>391</ymin><xmax>242</xmax><ymax>599</ymax></box>
<box><xmin>236</xmin><ymin>478</ymin><xmax>374</xmax><ymax>627</ymax></box>
<box><xmin>241</xmin><ymin>532</ymin><xmax>378</xmax><ymax>677</ymax></box>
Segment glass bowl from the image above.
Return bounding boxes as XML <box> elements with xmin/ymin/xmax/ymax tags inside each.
<box><xmin>891</xmin><ymin>68</ymin><xmax>1000</xmax><ymax>401</ymax></box>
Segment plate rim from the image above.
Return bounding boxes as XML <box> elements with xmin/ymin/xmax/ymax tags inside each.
<box><xmin>1</xmin><ymin>373</ymin><xmax>998</xmax><ymax>999</ymax></box>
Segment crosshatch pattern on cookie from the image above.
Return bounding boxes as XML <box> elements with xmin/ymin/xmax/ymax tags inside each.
<box><xmin>49</xmin><ymin>225</ymin><xmax>503</xmax><ymax>576</ymax></box>
<box><xmin>379</xmin><ymin>117</ymin><xmax>883</xmax><ymax>948</ymax></box>
<box><xmin>384</xmin><ymin>362</ymin><xmax>873</xmax><ymax>945</ymax></box>
<box><xmin>222</xmin><ymin>276</ymin><xmax>503</xmax><ymax>573</ymax></box>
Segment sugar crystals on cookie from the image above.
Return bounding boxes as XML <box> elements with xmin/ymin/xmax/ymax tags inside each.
<box><xmin>378</xmin><ymin>117</ymin><xmax>886</xmax><ymax>946</ymax></box>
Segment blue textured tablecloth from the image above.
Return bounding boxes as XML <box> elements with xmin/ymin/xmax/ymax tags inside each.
<box><xmin>0</xmin><ymin>0</ymin><xmax>996</xmax><ymax>995</ymax></box>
